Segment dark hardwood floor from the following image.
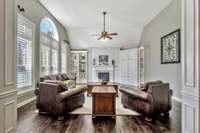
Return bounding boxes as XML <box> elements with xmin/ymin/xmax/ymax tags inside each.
<box><xmin>17</xmin><ymin>100</ymin><xmax>181</xmax><ymax>133</ymax></box>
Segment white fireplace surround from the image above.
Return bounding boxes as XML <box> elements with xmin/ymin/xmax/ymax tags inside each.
<box><xmin>94</xmin><ymin>66</ymin><xmax>114</xmax><ymax>82</ymax></box>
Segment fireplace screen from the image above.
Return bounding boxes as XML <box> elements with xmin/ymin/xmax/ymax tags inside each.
<box><xmin>98</xmin><ymin>72</ymin><xmax>109</xmax><ymax>82</ymax></box>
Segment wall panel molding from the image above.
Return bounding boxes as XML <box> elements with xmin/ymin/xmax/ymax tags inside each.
<box><xmin>0</xmin><ymin>0</ymin><xmax>17</xmax><ymax>133</ymax></box>
<box><xmin>3</xmin><ymin>100</ymin><xmax>16</xmax><ymax>133</ymax></box>
<box><xmin>0</xmin><ymin>90</ymin><xmax>17</xmax><ymax>100</ymax></box>
<box><xmin>3</xmin><ymin>0</ymin><xmax>16</xmax><ymax>86</ymax></box>
<box><xmin>182</xmin><ymin>0</ymin><xmax>200</xmax><ymax>133</ymax></box>
<box><xmin>182</xmin><ymin>104</ymin><xmax>195</xmax><ymax>133</ymax></box>
<box><xmin>183</xmin><ymin>0</ymin><xmax>195</xmax><ymax>88</ymax></box>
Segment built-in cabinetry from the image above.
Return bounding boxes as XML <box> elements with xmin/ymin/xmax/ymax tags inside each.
<box><xmin>71</xmin><ymin>51</ymin><xmax>88</xmax><ymax>83</ymax></box>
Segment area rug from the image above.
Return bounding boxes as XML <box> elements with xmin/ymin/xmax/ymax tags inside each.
<box><xmin>69</xmin><ymin>95</ymin><xmax>140</xmax><ymax>116</ymax></box>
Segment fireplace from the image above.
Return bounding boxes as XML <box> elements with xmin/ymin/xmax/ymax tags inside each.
<box><xmin>98</xmin><ymin>72</ymin><xmax>109</xmax><ymax>82</ymax></box>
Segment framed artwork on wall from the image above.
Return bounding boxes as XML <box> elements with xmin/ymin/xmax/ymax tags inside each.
<box><xmin>161</xmin><ymin>29</ymin><xmax>181</xmax><ymax>64</ymax></box>
<box><xmin>98</xmin><ymin>55</ymin><xmax>109</xmax><ymax>66</ymax></box>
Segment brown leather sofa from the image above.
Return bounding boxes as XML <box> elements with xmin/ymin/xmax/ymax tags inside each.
<box><xmin>35</xmin><ymin>73</ymin><xmax>87</xmax><ymax>117</ymax></box>
<box><xmin>119</xmin><ymin>81</ymin><xmax>173</xmax><ymax>120</ymax></box>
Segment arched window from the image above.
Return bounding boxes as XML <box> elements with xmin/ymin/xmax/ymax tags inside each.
<box><xmin>40</xmin><ymin>18</ymin><xmax>59</xmax><ymax>41</ymax></box>
<box><xmin>40</xmin><ymin>18</ymin><xmax>59</xmax><ymax>76</ymax></box>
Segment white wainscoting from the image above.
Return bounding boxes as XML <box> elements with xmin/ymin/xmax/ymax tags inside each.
<box><xmin>4</xmin><ymin>0</ymin><xmax>16</xmax><ymax>87</ymax></box>
<box><xmin>0</xmin><ymin>0</ymin><xmax>17</xmax><ymax>133</ymax></box>
<box><xmin>181</xmin><ymin>0</ymin><xmax>200</xmax><ymax>132</ymax></box>
<box><xmin>0</xmin><ymin>90</ymin><xmax>17</xmax><ymax>133</ymax></box>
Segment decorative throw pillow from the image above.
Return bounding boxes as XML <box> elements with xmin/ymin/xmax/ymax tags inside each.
<box><xmin>138</xmin><ymin>83</ymin><xmax>145</xmax><ymax>91</ymax></box>
<box><xmin>57</xmin><ymin>81</ymin><xmax>68</xmax><ymax>91</ymax></box>
<box><xmin>61</xmin><ymin>73</ymin><xmax>69</xmax><ymax>80</ymax></box>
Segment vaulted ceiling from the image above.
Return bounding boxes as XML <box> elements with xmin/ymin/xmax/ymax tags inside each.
<box><xmin>39</xmin><ymin>0</ymin><xmax>173</xmax><ymax>49</ymax></box>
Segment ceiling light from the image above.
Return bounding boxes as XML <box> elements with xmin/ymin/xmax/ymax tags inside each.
<box><xmin>100</xmin><ymin>37</ymin><xmax>109</xmax><ymax>42</ymax></box>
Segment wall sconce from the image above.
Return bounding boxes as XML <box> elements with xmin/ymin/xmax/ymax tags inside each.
<box><xmin>112</xmin><ymin>60</ymin><xmax>115</xmax><ymax>66</ymax></box>
<box><xmin>18</xmin><ymin>5</ymin><xmax>25</xmax><ymax>13</ymax></box>
<box><xmin>93</xmin><ymin>59</ymin><xmax>96</xmax><ymax>66</ymax></box>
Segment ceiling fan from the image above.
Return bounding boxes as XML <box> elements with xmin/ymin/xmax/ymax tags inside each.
<box><xmin>92</xmin><ymin>11</ymin><xmax>118</xmax><ymax>41</ymax></box>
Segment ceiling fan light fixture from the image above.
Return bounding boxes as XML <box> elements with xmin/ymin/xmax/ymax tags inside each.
<box><xmin>100</xmin><ymin>37</ymin><xmax>109</xmax><ymax>42</ymax></box>
<box><xmin>92</xmin><ymin>11</ymin><xmax>118</xmax><ymax>41</ymax></box>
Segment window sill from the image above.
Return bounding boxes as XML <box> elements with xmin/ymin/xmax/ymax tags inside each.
<box><xmin>17</xmin><ymin>87</ymin><xmax>35</xmax><ymax>97</ymax></box>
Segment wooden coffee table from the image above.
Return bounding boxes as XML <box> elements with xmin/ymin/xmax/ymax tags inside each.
<box><xmin>87</xmin><ymin>82</ymin><xmax>118</xmax><ymax>97</ymax></box>
<box><xmin>92</xmin><ymin>86</ymin><xmax>116</xmax><ymax>119</ymax></box>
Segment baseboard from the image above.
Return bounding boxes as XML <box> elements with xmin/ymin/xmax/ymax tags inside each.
<box><xmin>17</xmin><ymin>97</ymin><xmax>36</xmax><ymax>118</ymax></box>
<box><xmin>172</xmin><ymin>96</ymin><xmax>182</xmax><ymax>103</ymax></box>
<box><xmin>17</xmin><ymin>97</ymin><xmax>36</xmax><ymax>108</ymax></box>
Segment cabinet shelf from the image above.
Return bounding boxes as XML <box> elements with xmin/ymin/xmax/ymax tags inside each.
<box><xmin>71</xmin><ymin>51</ymin><xmax>88</xmax><ymax>83</ymax></box>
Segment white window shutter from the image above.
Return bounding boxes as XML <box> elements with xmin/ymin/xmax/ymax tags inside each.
<box><xmin>16</xmin><ymin>15</ymin><xmax>34</xmax><ymax>88</ymax></box>
<box><xmin>61</xmin><ymin>42</ymin><xmax>67</xmax><ymax>73</ymax></box>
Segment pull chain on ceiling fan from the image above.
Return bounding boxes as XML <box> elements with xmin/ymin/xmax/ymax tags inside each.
<box><xmin>92</xmin><ymin>11</ymin><xmax>118</xmax><ymax>42</ymax></box>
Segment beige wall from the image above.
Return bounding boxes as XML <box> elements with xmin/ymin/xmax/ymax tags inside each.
<box><xmin>16</xmin><ymin>0</ymin><xmax>70</xmax><ymax>105</ymax></box>
<box><xmin>139</xmin><ymin>0</ymin><xmax>182</xmax><ymax>99</ymax></box>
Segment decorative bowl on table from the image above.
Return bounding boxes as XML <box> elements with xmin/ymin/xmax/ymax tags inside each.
<box><xmin>101</xmin><ymin>81</ymin><xmax>108</xmax><ymax>85</ymax></box>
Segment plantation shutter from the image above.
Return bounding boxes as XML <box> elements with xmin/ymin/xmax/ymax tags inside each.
<box><xmin>61</xmin><ymin>42</ymin><xmax>67</xmax><ymax>73</ymax></box>
<box><xmin>16</xmin><ymin>15</ymin><xmax>34</xmax><ymax>88</ymax></box>
<box><xmin>51</xmin><ymin>39</ymin><xmax>59</xmax><ymax>74</ymax></box>
<box><xmin>40</xmin><ymin>32</ymin><xmax>51</xmax><ymax>76</ymax></box>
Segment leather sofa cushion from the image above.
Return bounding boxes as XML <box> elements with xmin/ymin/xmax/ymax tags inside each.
<box><xmin>40</xmin><ymin>82</ymin><xmax>64</xmax><ymax>93</ymax></box>
<box><xmin>56</xmin><ymin>74</ymin><xmax>64</xmax><ymax>80</ymax></box>
<box><xmin>43</xmin><ymin>80</ymin><xmax>66</xmax><ymax>92</ymax></box>
<box><xmin>47</xmin><ymin>75</ymin><xmax>57</xmax><ymax>80</ymax></box>
<box><xmin>143</xmin><ymin>80</ymin><xmax>163</xmax><ymax>91</ymax></box>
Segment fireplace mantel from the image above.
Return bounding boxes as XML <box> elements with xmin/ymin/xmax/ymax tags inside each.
<box><xmin>94</xmin><ymin>66</ymin><xmax>113</xmax><ymax>70</ymax></box>
<box><xmin>94</xmin><ymin>66</ymin><xmax>114</xmax><ymax>82</ymax></box>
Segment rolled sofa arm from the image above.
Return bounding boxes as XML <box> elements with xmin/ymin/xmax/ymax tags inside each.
<box><xmin>147</xmin><ymin>83</ymin><xmax>172</xmax><ymax>112</ymax></box>
<box><xmin>56</xmin><ymin>85</ymin><xmax>87</xmax><ymax>103</ymax></box>
<box><xmin>119</xmin><ymin>87</ymin><xmax>153</xmax><ymax>102</ymax></box>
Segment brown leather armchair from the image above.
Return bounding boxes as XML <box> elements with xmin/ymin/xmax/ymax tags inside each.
<box><xmin>35</xmin><ymin>73</ymin><xmax>87</xmax><ymax>118</ymax></box>
<box><xmin>120</xmin><ymin>82</ymin><xmax>173</xmax><ymax>120</ymax></box>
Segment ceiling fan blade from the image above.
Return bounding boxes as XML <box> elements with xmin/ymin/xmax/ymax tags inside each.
<box><xmin>108</xmin><ymin>33</ymin><xmax>118</xmax><ymax>36</ymax></box>
<box><xmin>107</xmin><ymin>35</ymin><xmax>113</xmax><ymax>40</ymax></box>
<box><xmin>91</xmin><ymin>34</ymin><xmax>101</xmax><ymax>36</ymax></box>
<box><xmin>97</xmin><ymin>36</ymin><xmax>103</xmax><ymax>40</ymax></box>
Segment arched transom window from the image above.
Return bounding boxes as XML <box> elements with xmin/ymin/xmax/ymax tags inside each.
<box><xmin>40</xmin><ymin>18</ymin><xmax>59</xmax><ymax>76</ymax></box>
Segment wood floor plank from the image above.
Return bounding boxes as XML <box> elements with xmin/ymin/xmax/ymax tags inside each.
<box><xmin>17</xmin><ymin>105</ymin><xmax>181</xmax><ymax>133</ymax></box>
